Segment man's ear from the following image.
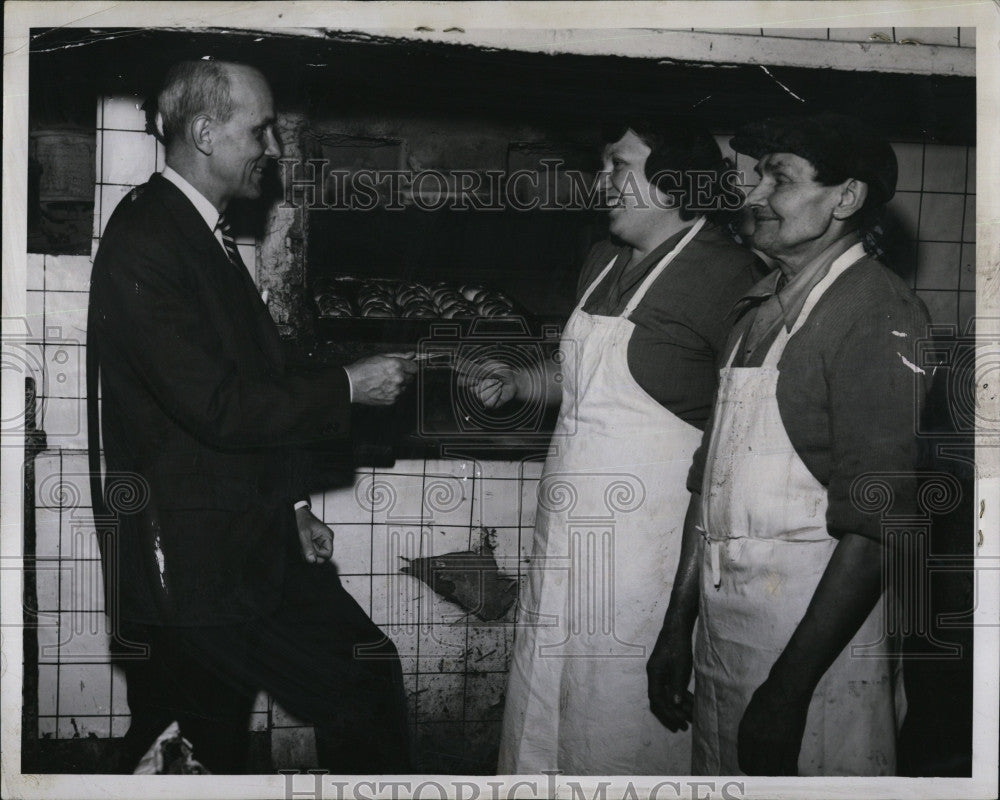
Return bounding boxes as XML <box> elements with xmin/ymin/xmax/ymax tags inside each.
<box><xmin>190</xmin><ymin>114</ymin><xmax>213</xmax><ymax>156</ymax></box>
<box><xmin>833</xmin><ymin>178</ymin><xmax>868</xmax><ymax>220</ymax></box>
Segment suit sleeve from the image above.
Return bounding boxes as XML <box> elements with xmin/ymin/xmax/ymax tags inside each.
<box><xmin>825</xmin><ymin>298</ymin><xmax>931</xmax><ymax>543</ymax></box>
<box><xmin>93</xmin><ymin>225</ymin><xmax>351</xmax><ymax>450</ymax></box>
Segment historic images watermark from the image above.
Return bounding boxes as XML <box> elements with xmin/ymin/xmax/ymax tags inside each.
<box><xmin>281</xmin><ymin>772</ymin><xmax>747</xmax><ymax>800</ymax></box>
<box><xmin>278</xmin><ymin>159</ymin><xmax>747</xmax><ymax>213</ymax></box>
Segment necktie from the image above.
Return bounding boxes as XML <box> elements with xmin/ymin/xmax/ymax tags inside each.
<box><xmin>217</xmin><ymin>216</ymin><xmax>244</xmax><ymax>267</ymax></box>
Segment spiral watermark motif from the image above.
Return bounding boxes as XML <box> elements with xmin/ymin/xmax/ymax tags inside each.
<box><xmin>537</xmin><ymin>477</ymin><xmax>579</xmax><ymax>514</ymax></box>
<box><xmin>355</xmin><ymin>475</ymin><xmax>398</xmax><ymax>515</ymax></box>
<box><xmin>603</xmin><ymin>478</ymin><xmax>646</xmax><ymax>514</ymax></box>
<box><xmin>423</xmin><ymin>478</ymin><xmax>465</xmax><ymax>515</ymax></box>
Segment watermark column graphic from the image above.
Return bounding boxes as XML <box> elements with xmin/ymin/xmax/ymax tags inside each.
<box><xmin>29</xmin><ymin>469</ymin><xmax>153</xmax><ymax>659</ymax></box>
<box><xmin>531</xmin><ymin>473</ymin><xmax>647</xmax><ymax>658</ymax></box>
<box><xmin>849</xmin><ymin>470</ymin><xmax>971</xmax><ymax>659</ymax></box>
<box><xmin>353</xmin><ymin>467</ymin><xmax>515</xmax><ymax>661</ymax></box>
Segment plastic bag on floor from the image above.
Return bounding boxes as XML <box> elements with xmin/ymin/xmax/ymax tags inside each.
<box><xmin>133</xmin><ymin>721</ymin><xmax>210</xmax><ymax>774</ymax></box>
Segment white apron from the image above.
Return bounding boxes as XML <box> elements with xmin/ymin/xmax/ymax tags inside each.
<box><xmin>499</xmin><ymin>219</ymin><xmax>707</xmax><ymax>774</ymax></box>
<box><xmin>692</xmin><ymin>247</ymin><xmax>899</xmax><ymax>776</ymax></box>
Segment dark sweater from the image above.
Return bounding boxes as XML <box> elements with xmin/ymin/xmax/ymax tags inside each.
<box><xmin>688</xmin><ymin>255</ymin><xmax>932</xmax><ymax>543</ymax></box>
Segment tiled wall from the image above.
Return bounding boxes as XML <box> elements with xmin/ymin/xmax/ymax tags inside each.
<box><xmin>694</xmin><ymin>26</ymin><xmax>975</xmax><ymax>47</ymax></box>
<box><xmin>26</xmin><ymin>90</ymin><xmax>978</xmax><ymax>771</ymax></box>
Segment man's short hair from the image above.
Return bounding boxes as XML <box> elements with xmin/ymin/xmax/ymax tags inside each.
<box><xmin>602</xmin><ymin>120</ymin><xmax>733</xmax><ymax>222</ymax></box>
<box><xmin>156</xmin><ymin>60</ymin><xmax>235</xmax><ymax>147</ymax></box>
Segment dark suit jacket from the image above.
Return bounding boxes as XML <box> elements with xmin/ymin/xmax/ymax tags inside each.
<box><xmin>88</xmin><ymin>173</ymin><xmax>351</xmax><ymax>625</ymax></box>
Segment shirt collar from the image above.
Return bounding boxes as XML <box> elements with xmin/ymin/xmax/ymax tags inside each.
<box><xmin>161</xmin><ymin>165</ymin><xmax>221</xmax><ymax>235</ymax></box>
<box><xmin>731</xmin><ymin>239</ymin><xmax>866</xmax><ymax>330</ymax></box>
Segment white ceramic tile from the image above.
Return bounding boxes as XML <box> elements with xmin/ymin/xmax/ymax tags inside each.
<box><xmin>828</xmin><ymin>27</ymin><xmax>893</xmax><ymax>43</ymax></box>
<box><xmin>373</xmin><ymin>522</ymin><xmax>428</xmax><ymax>576</ymax></box>
<box><xmin>339</xmin><ymin>574</ymin><xmax>371</xmax><ymax>614</ymax></box>
<box><xmin>960</xmin><ymin>243</ymin><xmax>975</xmax><ymax>291</ymax></box>
<box><xmin>58</xmin><ymin>662</ymin><xmax>112</xmax><ymax>715</ymax></box>
<box><xmin>422</xmin><ymin>471</ymin><xmax>472</xmax><ymax>527</ymax></box>
<box><xmin>111</xmin><ymin>715</ymin><xmax>130</xmax><ymax>736</ymax></box>
<box><xmin>761</xmin><ymin>28</ymin><xmax>828</xmax><ymax>39</ymax></box>
<box><xmin>102</xmin><ymin>95</ymin><xmax>147</xmax><ymax>132</ymax></box>
<box><xmin>58</xmin><ymin>466</ymin><xmax>95</xmax><ymax>520</ymax></box>
<box><xmin>692</xmin><ymin>28</ymin><xmax>758</xmax><ymax>36</ymax></box>
<box><xmin>890</xmin><ymin>143</ymin><xmax>923</xmax><ymax>192</ymax></box>
<box><xmin>959</xmin><ymin>292</ymin><xmax>976</xmax><ymax>334</ymax></box>
<box><xmin>887</xmin><ymin>191</ymin><xmax>921</xmax><ymax>240</ymax></box>
<box><xmin>520</xmin><ymin>477</ymin><xmax>540</xmax><ymax>529</ymax></box>
<box><xmin>372</xmin><ymin>571</ymin><xmax>424</xmax><ymax>629</ymax></box>
<box><xmin>97</xmin><ymin>183</ymin><xmax>135</xmax><ymax>238</ymax></box>
<box><xmin>42</xmin><ymin>290</ymin><xmax>89</xmax><ymax>339</ymax></box>
<box><xmin>372</xmin><ymin>472</ymin><xmax>424</xmax><ymax>522</ymax></box>
<box><xmin>414</xmin><ymin>672</ymin><xmax>466</xmax><ymax>722</ymax></box>
<box><xmin>417</xmin><ymin>622</ymin><xmax>468</xmax><ymax>670</ymax></box>
<box><xmin>959</xmin><ymin>27</ymin><xmax>976</xmax><ymax>47</ymax></box>
<box><xmin>963</xmin><ymin>196</ymin><xmax>975</xmax><ymax>242</ymax></box>
<box><xmin>966</xmin><ymin>147</ymin><xmax>975</xmax><ymax>194</ymax></box>
<box><xmin>491</xmin><ymin>527</ymin><xmax>528</xmax><ymax>573</ymax></box>
<box><xmin>894</xmin><ymin>27</ymin><xmax>959</xmax><ymax>46</ymax></box>
<box><xmin>248</xmin><ymin>711</ymin><xmax>269</xmax><ymax>732</ymax></box>
<box><xmin>465</xmin><ymin>621</ymin><xmax>511</xmax><ymax>673</ymax></box>
<box><xmin>59</xmin><ymin>557</ymin><xmax>106</xmax><ymax>616</ymax></box>
<box><xmin>33</xmin><ymin>452</ymin><xmax>61</xmax><ymax>509</ymax></box>
<box><xmin>38</xmin><ymin>665</ymin><xmax>58</xmax><ymax>715</ymax></box>
<box><xmin>40</xmin><ymin>397</ymin><xmax>88</xmax><ymax>450</ymax></box>
<box><xmin>464</xmin><ymin>671</ymin><xmax>507</xmax><ymax>720</ymax></box>
<box><xmin>34</xmin><ymin>508</ymin><xmax>61</xmax><ymax>559</ymax></box>
<box><xmin>919</xmin><ymin>193</ymin><xmax>964</xmax><ymax>242</ymax></box>
<box><xmin>100</xmin><ymin>130</ymin><xmax>157</xmax><ymax>185</ymax></box>
<box><xmin>26</xmin><ymin>290</ymin><xmax>45</xmax><ymax>339</ymax></box>
<box><xmin>43</xmin><ymin>343</ymin><xmax>84</xmax><ymax>399</ymax></box>
<box><xmin>34</xmin><ymin>561</ymin><xmax>61</xmax><ymax>616</ymax></box>
<box><xmin>915</xmin><ymin>242</ymin><xmax>961</xmax><ymax>290</ymax></box>
<box><xmin>58</xmin><ymin>715</ymin><xmax>111</xmax><ymax>739</ymax></box>
<box><xmin>324</xmin><ymin>474</ymin><xmax>373</xmax><ymax>525</ymax></box>
<box><xmin>27</xmin><ymin>253</ymin><xmax>45</xmax><ymax>290</ymax></box>
<box><xmin>328</xmin><ymin>523</ymin><xmax>373</xmax><ymax>576</ymax></box>
<box><xmin>270</xmin><ymin>725</ymin><xmax>316</xmax><ymax>772</ymax></box>
<box><xmin>271</xmin><ymin>699</ymin><xmax>308</xmax><ymax>727</ymax></box>
<box><xmin>474</xmin><ymin>477</ymin><xmax>522</xmax><ymax>528</ymax></box>
<box><xmin>61</xmin><ymin>521</ymin><xmax>103</xmax><ymax>569</ymax></box>
<box><xmin>922</xmin><ymin>145</ymin><xmax>967</xmax><ymax>193</ymax></box>
<box><xmin>111</xmin><ymin>668</ymin><xmax>129</xmax><ymax>714</ymax></box>
<box><xmin>916</xmin><ymin>290</ymin><xmax>958</xmax><ymax>328</ymax></box>
<box><xmin>45</xmin><ymin>254</ymin><xmax>93</xmax><ymax>293</ymax></box>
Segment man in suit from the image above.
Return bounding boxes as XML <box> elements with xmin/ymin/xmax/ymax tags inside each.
<box><xmin>87</xmin><ymin>59</ymin><xmax>416</xmax><ymax>773</ymax></box>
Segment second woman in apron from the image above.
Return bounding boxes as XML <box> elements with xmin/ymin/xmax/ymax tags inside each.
<box><xmin>467</xmin><ymin>121</ymin><xmax>759</xmax><ymax>774</ymax></box>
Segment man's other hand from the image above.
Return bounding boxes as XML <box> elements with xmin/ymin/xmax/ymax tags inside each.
<box><xmin>295</xmin><ymin>506</ymin><xmax>334</xmax><ymax>564</ymax></box>
<box><xmin>345</xmin><ymin>353</ymin><xmax>417</xmax><ymax>406</ymax></box>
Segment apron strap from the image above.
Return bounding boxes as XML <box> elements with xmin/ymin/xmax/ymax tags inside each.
<box><xmin>622</xmin><ymin>216</ymin><xmax>706</xmax><ymax>317</ymax></box>
<box><xmin>760</xmin><ymin>241</ymin><xmax>868</xmax><ymax>369</ymax></box>
<box><xmin>576</xmin><ymin>253</ymin><xmax>623</xmax><ymax>309</ymax></box>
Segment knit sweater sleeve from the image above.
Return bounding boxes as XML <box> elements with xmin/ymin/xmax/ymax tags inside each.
<box><xmin>824</xmin><ymin>293</ymin><xmax>931</xmax><ymax>543</ymax></box>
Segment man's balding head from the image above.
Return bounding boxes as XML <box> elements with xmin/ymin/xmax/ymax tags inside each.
<box><xmin>156</xmin><ymin>60</ymin><xmax>265</xmax><ymax>148</ymax></box>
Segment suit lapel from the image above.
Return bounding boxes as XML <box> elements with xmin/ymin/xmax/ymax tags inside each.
<box><xmin>149</xmin><ymin>174</ymin><xmax>287</xmax><ymax>371</ymax></box>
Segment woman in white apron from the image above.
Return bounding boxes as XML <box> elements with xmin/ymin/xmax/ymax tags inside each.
<box><xmin>468</xmin><ymin>124</ymin><xmax>760</xmax><ymax>774</ymax></box>
<box><xmin>648</xmin><ymin>113</ymin><xmax>926</xmax><ymax>776</ymax></box>
<box><xmin>692</xmin><ymin>245</ymin><xmax>900</xmax><ymax>775</ymax></box>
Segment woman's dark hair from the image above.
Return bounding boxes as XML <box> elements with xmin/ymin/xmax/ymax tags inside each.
<box><xmin>601</xmin><ymin>119</ymin><xmax>740</xmax><ymax>225</ymax></box>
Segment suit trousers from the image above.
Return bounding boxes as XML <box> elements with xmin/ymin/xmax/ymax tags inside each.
<box><xmin>113</xmin><ymin>558</ymin><xmax>410</xmax><ymax>774</ymax></box>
